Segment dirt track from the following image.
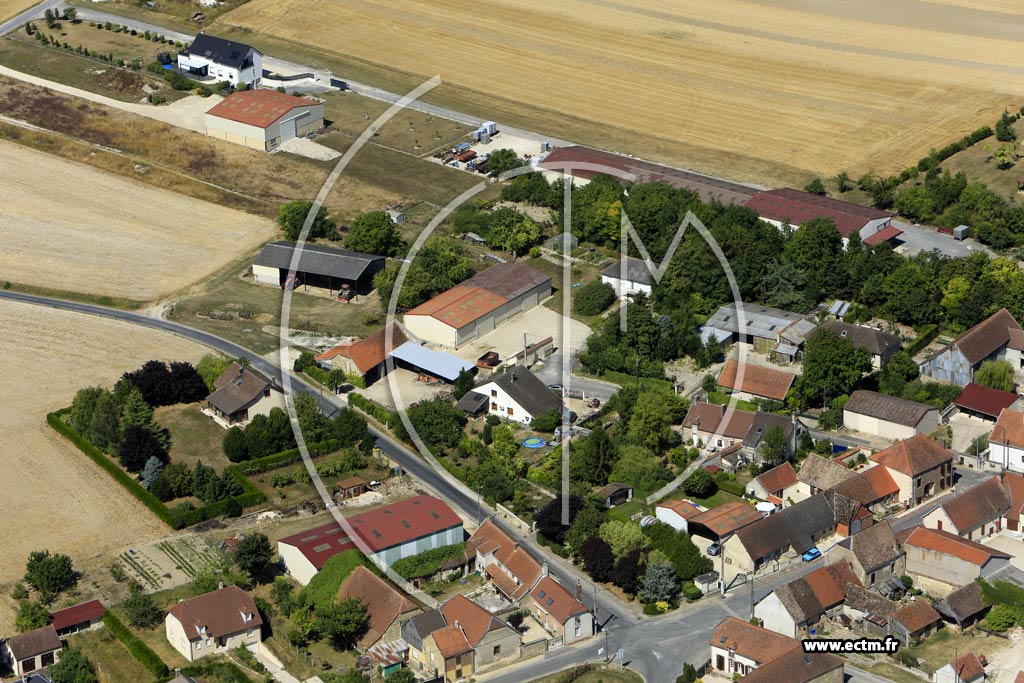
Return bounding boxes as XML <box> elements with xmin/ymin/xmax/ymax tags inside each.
<box><xmin>0</xmin><ymin>140</ymin><xmax>277</xmax><ymax>300</ymax></box>
<box><xmin>221</xmin><ymin>0</ymin><xmax>1023</xmax><ymax>181</ymax></box>
<box><xmin>0</xmin><ymin>299</ymin><xmax>207</xmax><ymax>633</ymax></box>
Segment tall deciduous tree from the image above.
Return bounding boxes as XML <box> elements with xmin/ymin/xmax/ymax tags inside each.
<box><xmin>316</xmin><ymin>598</ymin><xmax>369</xmax><ymax>650</ymax></box>
<box><xmin>535</xmin><ymin>495</ymin><xmax>584</xmax><ymax>544</ymax></box>
<box><xmin>235</xmin><ymin>533</ymin><xmax>274</xmax><ymax>580</ymax></box>
<box><xmin>347</xmin><ymin>211</ymin><xmax>404</xmax><ymax>256</ymax></box>
<box><xmin>24</xmin><ymin>550</ymin><xmax>77</xmax><ymax>603</ymax></box>
<box><xmin>579</xmin><ymin>536</ymin><xmax>614</xmax><ymax>582</ymax></box>
<box><xmin>123</xmin><ymin>583</ymin><xmax>163</xmax><ymax>628</ymax></box>
<box><xmin>49</xmin><ymin>646</ymin><xmax>97</xmax><ymax>683</ymax></box>
<box><xmin>976</xmin><ymin>359</ymin><xmax>1015</xmax><ymax>392</ymax></box>
<box><xmin>277</xmin><ymin>200</ymin><xmax>333</xmax><ymax>241</ymax></box>
<box><xmin>794</xmin><ymin>329</ymin><xmax>871</xmax><ymax>408</ymax></box>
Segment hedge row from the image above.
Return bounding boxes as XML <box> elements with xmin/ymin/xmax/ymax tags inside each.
<box><xmin>47</xmin><ymin>409</ymin><xmax>176</xmax><ymax>527</ymax></box>
<box><xmin>50</xmin><ymin>409</ymin><xmax>342</xmax><ymax>529</ymax></box>
<box><xmin>155</xmin><ymin>661</ymin><xmax>255</xmax><ymax>683</ymax></box>
<box><xmin>349</xmin><ymin>393</ymin><xmax>399</xmax><ymax>426</ymax></box>
<box><xmin>906</xmin><ymin>324</ymin><xmax>939</xmax><ymax>357</ymax></box>
<box><xmin>234</xmin><ymin>439</ymin><xmax>339</xmax><ymax>475</ymax></box>
<box><xmin>716</xmin><ymin>479</ymin><xmax>746</xmax><ymax>497</ymax></box>
<box><xmin>103</xmin><ymin>611</ymin><xmax>169</xmax><ymax>678</ymax></box>
<box><xmin>917</xmin><ymin>125</ymin><xmax>994</xmax><ymax>171</ymax></box>
<box><xmin>392</xmin><ymin>542</ymin><xmax>467</xmax><ymax>580</ymax></box>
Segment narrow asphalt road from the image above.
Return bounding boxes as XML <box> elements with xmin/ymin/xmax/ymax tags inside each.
<box><xmin>0</xmin><ymin>0</ymin><xmax>60</xmax><ymax>34</ymax></box>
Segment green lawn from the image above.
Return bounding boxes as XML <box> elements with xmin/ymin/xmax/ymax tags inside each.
<box><xmin>691</xmin><ymin>489</ymin><xmax>745</xmax><ymax>508</ymax></box>
<box><xmin>525</xmin><ymin>254</ymin><xmax>608</xmax><ymax>326</ymax></box>
<box><xmin>155</xmin><ymin>402</ymin><xmax>232</xmax><ymax>471</ymax></box>
<box><xmin>903</xmin><ymin>627</ymin><xmax>1007</xmax><ymax>674</ymax></box>
<box><xmin>606</xmin><ymin>498</ymin><xmax>648</xmax><ymax>522</ymax></box>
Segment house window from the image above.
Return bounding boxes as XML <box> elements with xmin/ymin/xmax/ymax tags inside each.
<box><xmin>455</xmin><ymin>655</ymin><xmax>463</xmax><ymax>666</ymax></box>
<box><xmin>195</xmin><ymin>641</ymin><xmax>202</xmax><ymax>650</ymax></box>
<box><xmin>937</xmin><ymin>520</ymin><xmax>943</xmax><ymax>530</ymax></box>
<box><xmin>493</xmin><ymin>645</ymin><xmax>501</xmax><ymax>656</ymax></box>
<box><xmin>429</xmin><ymin>652</ymin><xmax>434</xmax><ymax>664</ymax></box>
<box><xmin>869</xmin><ymin>572</ymin><xmax>876</xmax><ymax>585</ymax></box>
<box><xmin>507</xmin><ymin>407</ymin><xmax>514</xmax><ymax>416</ymax></box>
<box><xmin>491</xmin><ymin>402</ymin><xmax>498</xmax><ymax>411</ymax></box>
<box><xmin>491</xmin><ymin>390</ymin><xmax>497</xmax><ymax>398</ymax></box>
<box><xmin>575</xmin><ymin>619</ymin><xmax>582</xmax><ymax>637</ymax></box>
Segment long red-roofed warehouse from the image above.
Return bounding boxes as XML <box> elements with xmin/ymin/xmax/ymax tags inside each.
<box><xmin>277</xmin><ymin>495</ymin><xmax>465</xmax><ymax>584</ymax></box>
<box><xmin>204</xmin><ymin>89</ymin><xmax>324</xmax><ymax>151</ymax></box>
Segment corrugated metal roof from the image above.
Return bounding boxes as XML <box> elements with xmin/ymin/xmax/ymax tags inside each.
<box><xmin>254</xmin><ymin>241</ymin><xmax>383</xmax><ymax>280</ymax></box>
<box><xmin>390</xmin><ymin>342</ymin><xmax>473</xmax><ymax>382</ymax></box>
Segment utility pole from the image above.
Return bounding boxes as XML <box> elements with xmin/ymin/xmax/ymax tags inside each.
<box><xmin>749</xmin><ymin>571</ymin><xmax>755</xmax><ymax>620</ymax></box>
<box><xmin>719</xmin><ymin>538</ymin><xmax>726</xmax><ymax>597</ymax></box>
<box><xmin>593</xmin><ymin>583</ymin><xmax>599</xmax><ymax>624</ymax></box>
<box><xmin>604</xmin><ymin>628</ymin><xmax>610</xmax><ymax>665</ymax></box>
<box><xmin>475</xmin><ymin>485</ymin><xmax>482</xmax><ymax>524</ymax></box>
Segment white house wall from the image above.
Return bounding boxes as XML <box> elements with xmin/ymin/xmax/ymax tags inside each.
<box><xmin>655</xmin><ymin>508</ymin><xmax>689</xmax><ymax>532</ymax></box>
<box><xmin>754</xmin><ymin>592</ymin><xmax>798</xmax><ymax>638</ymax></box>
<box><xmin>278</xmin><ymin>542</ymin><xmax>319</xmax><ymax>586</ymax></box>
<box><xmin>989</xmin><ymin>442</ymin><xmax>1024</xmax><ymax>473</ymax></box>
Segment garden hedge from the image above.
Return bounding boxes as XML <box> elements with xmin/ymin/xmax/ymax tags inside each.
<box><xmin>103</xmin><ymin>611</ymin><xmax>169</xmax><ymax>678</ymax></box>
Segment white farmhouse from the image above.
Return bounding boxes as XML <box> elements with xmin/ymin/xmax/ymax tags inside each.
<box><xmin>475</xmin><ymin>367</ymin><xmax>562</xmax><ymax>425</ymax></box>
<box><xmin>165</xmin><ymin>586</ymin><xmax>263</xmax><ymax>662</ymax></box>
<box><xmin>178</xmin><ymin>33</ymin><xmax>263</xmax><ymax>87</ymax></box>
<box><xmin>601</xmin><ymin>256</ymin><xmax>653</xmax><ymax>297</ymax></box>
<box><xmin>990</xmin><ymin>407</ymin><xmax>1024</xmax><ymax>473</ymax></box>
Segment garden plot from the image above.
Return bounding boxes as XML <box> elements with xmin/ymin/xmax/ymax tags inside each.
<box><xmin>117</xmin><ymin>535</ymin><xmax>227</xmax><ymax>591</ymax></box>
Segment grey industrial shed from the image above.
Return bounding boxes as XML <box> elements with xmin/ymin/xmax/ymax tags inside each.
<box><xmin>252</xmin><ymin>241</ymin><xmax>385</xmax><ymax>295</ymax></box>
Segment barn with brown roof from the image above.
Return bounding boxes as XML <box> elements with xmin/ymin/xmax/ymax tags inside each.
<box><xmin>890</xmin><ymin>599</ymin><xmax>941</xmax><ymax>645</ymax></box>
<box><xmin>924</xmin><ymin>475</ymin><xmax>1010</xmax><ymax>540</ymax></box>
<box><xmin>796</xmin><ymin>454</ymin><xmax>857</xmax><ymax>497</ymax></box>
<box><xmin>935</xmin><ymin>582</ymin><xmax>989</xmax><ymax>630</ymax></box>
<box><xmin>902</xmin><ymin>525</ymin><xmax>1012</xmax><ymax>590</ymax></box>
<box><xmin>827</xmin><ymin>520</ymin><xmax>903</xmax><ymax>589</ymax></box>
<box><xmin>990</xmin><ymin>408</ymin><xmax>1024</xmax><ymax>475</ymax></box>
<box><xmin>953</xmin><ymin>382</ymin><xmax>1019</xmax><ymax>421</ymax></box>
<box><xmin>687</xmin><ymin>500</ymin><xmax>764</xmax><ymax>541</ymax></box>
<box><xmin>921</xmin><ymin>308</ymin><xmax>1021</xmax><ymax>386</ymax></box>
<box><xmin>717</xmin><ymin>358</ymin><xmax>796</xmax><ymax>402</ymax></box>
<box><xmin>337</xmin><ymin>566</ymin><xmax>418</xmax><ymax>650</ymax></box>
<box><xmin>754</xmin><ymin>563</ymin><xmax>860</xmax><ymax>637</ymax></box>
<box><xmin>748</xmin><ymin>462</ymin><xmax>800</xmax><ymax>501</ymax></box>
<box><xmin>744</xmin><ymin>187</ymin><xmax>894</xmax><ymax>240</ymax></box>
<box><xmin>404</xmin><ymin>263</ymin><xmax>552</xmax><ymax>348</ymax></box>
<box><xmin>843</xmin><ymin>390</ymin><xmax>940</xmax><ymax>440</ymax></box>
<box><xmin>2</xmin><ymin>625</ymin><xmax>62</xmax><ymax>676</ymax></box>
<box><xmin>205</xmin><ymin>89</ymin><xmax>324</xmax><ymax>151</ymax></box>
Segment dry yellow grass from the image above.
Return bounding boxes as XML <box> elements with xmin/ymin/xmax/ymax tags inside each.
<box><xmin>0</xmin><ymin>0</ymin><xmax>38</xmax><ymax>21</ymax></box>
<box><xmin>0</xmin><ymin>140</ymin><xmax>277</xmax><ymax>300</ymax></box>
<box><xmin>0</xmin><ymin>299</ymin><xmax>207</xmax><ymax>631</ymax></box>
<box><xmin>221</xmin><ymin>0</ymin><xmax>1024</xmax><ymax>181</ymax></box>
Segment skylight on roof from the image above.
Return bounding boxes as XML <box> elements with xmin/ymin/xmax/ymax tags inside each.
<box><xmin>546</xmin><ymin>598</ymin><xmax>554</xmax><ymax>606</ymax></box>
<box><xmin>401</xmin><ymin>520</ymin><xmax>411</xmax><ymax>528</ymax></box>
<box><xmin>313</xmin><ymin>544</ymin><xmax>331</xmax><ymax>552</ymax></box>
<box><xmin>430</xmin><ymin>511</ymin><xmax>440</xmax><ymax>519</ymax></box>
<box><xmin>372</xmin><ymin>529</ymin><xmax>382</xmax><ymax>538</ymax></box>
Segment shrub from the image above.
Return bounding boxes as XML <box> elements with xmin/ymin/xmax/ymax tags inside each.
<box><xmin>103</xmin><ymin>612</ymin><xmax>169</xmax><ymax>678</ymax></box>
<box><xmin>573</xmin><ymin>281</ymin><xmax>616</xmax><ymax>316</ymax></box>
<box><xmin>392</xmin><ymin>543</ymin><xmax>466</xmax><ymax>580</ymax></box>
<box><xmin>682</xmin><ymin>582</ymin><xmax>703</xmax><ymax>601</ymax></box>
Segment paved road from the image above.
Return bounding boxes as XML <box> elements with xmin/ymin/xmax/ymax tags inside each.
<box><xmin>0</xmin><ymin>0</ymin><xmax>60</xmax><ymax>34</ymax></box>
<box><xmin>889</xmin><ymin>464</ymin><xmax>993</xmax><ymax>531</ymax></box>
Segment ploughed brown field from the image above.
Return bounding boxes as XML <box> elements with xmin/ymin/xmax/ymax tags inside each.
<box><xmin>220</xmin><ymin>0</ymin><xmax>1024</xmax><ymax>184</ymax></box>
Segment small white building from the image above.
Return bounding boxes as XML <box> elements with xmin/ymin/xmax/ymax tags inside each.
<box><xmin>475</xmin><ymin>367</ymin><xmax>562</xmax><ymax>425</ymax></box>
<box><xmin>655</xmin><ymin>499</ymin><xmax>705</xmax><ymax>532</ymax></box>
<box><xmin>2</xmin><ymin>625</ymin><xmax>62</xmax><ymax>677</ymax></box>
<box><xmin>989</xmin><ymin>408</ymin><xmax>1024</xmax><ymax>473</ymax></box>
<box><xmin>165</xmin><ymin>586</ymin><xmax>263</xmax><ymax>662</ymax></box>
<box><xmin>601</xmin><ymin>256</ymin><xmax>653</xmax><ymax>297</ymax></box>
<box><xmin>205</xmin><ymin>89</ymin><xmax>324</xmax><ymax>152</ymax></box>
<box><xmin>178</xmin><ymin>33</ymin><xmax>262</xmax><ymax>87</ymax></box>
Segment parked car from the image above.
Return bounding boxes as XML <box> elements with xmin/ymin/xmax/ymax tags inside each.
<box><xmin>802</xmin><ymin>547</ymin><xmax>821</xmax><ymax>562</ymax></box>
<box><xmin>707</xmin><ymin>542</ymin><xmax>721</xmax><ymax>556</ymax></box>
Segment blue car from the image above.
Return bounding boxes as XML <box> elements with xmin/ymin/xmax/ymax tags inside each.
<box><xmin>802</xmin><ymin>547</ymin><xmax>821</xmax><ymax>562</ymax></box>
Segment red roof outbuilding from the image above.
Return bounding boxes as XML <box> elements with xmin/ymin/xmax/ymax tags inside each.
<box><xmin>745</xmin><ymin>188</ymin><xmax>892</xmax><ymax>237</ymax></box>
<box><xmin>206</xmin><ymin>89</ymin><xmax>320</xmax><ymax>129</ymax></box>
<box><xmin>50</xmin><ymin>600</ymin><xmax>106</xmax><ymax>632</ymax></box>
<box><xmin>953</xmin><ymin>382</ymin><xmax>1018</xmax><ymax>419</ymax></box>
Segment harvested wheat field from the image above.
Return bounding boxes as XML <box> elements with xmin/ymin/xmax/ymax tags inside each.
<box><xmin>0</xmin><ymin>299</ymin><xmax>206</xmax><ymax>631</ymax></box>
<box><xmin>221</xmin><ymin>0</ymin><xmax>1024</xmax><ymax>182</ymax></box>
<box><xmin>0</xmin><ymin>140</ymin><xmax>277</xmax><ymax>300</ymax></box>
<box><xmin>0</xmin><ymin>0</ymin><xmax>37</xmax><ymax>21</ymax></box>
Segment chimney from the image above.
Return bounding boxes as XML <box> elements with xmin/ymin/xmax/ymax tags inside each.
<box><xmin>542</xmin><ymin>560</ymin><xmax>549</xmax><ymax>578</ymax></box>
<box><xmin>513</xmin><ymin>542</ymin><xmax>519</xmax><ymax>552</ymax></box>
<box><xmin>218</xmin><ymin>581</ymin><xmax>225</xmax><ymax>590</ymax></box>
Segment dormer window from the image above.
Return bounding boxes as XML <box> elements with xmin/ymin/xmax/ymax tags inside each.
<box><xmin>242</xmin><ymin>611</ymin><xmax>253</xmax><ymax>623</ymax></box>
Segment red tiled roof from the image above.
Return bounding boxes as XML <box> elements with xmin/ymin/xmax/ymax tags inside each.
<box><xmin>951</xmin><ymin>653</ymin><xmax>985</xmax><ymax>681</ymax></box>
<box><xmin>278</xmin><ymin>523</ymin><xmax>357</xmax><ymax>570</ymax></box>
<box><xmin>405</xmin><ymin>263</ymin><xmax>550</xmax><ymax>331</ymax></box>
<box><xmin>50</xmin><ymin>600</ymin><xmax>105</xmax><ymax>631</ymax></box>
<box><xmin>347</xmin><ymin>495</ymin><xmax>463</xmax><ymax>552</ymax></box>
<box><xmin>755</xmin><ymin>462</ymin><xmax>798</xmax><ymax>495</ymax></box>
<box><xmin>717</xmin><ymin>359</ymin><xmax>795</xmax><ymax>401</ymax></box>
<box><xmin>954</xmin><ymin>383</ymin><xmax>1018</xmax><ymax>419</ymax></box>
<box><xmin>992</xmin><ymin>408</ymin><xmax>1024</xmax><ymax>449</ymax></box>
<box><xmin>689</xmin><ymin>501</ymin><xmax>763</xmax><ymax>538</ymax></box>
<box><xmin>862</xmin><ymin>225</ymin><xmax>903</xmax><ymax>246</ymax></box>
<box><xmin>1002</xmin><ymin>471</ymin><xmax>1024</xmax><ymax>517</ymax></box>
<box><xmin>467</xmin><ymin>519</ymin><xmax>542</xmax><ymax>600</ymax></box>
<box><xmin>892</xmin><ymin>600</ymin><xmax>940</xmax><ymax>634</ymax></box>
<box><xmin>166</xmin><ymin>586</ymin><xmax>262</xmax><ymax>640</ymax></box>
<box><xmin>745</xmin><ymin>187</ymin><xmax>891</xmax><ymax>237</ymax></box>
<box><xmin>903</xmin><ymin>526</ymin><xmax>1011</xmax><ymax>566</ymax></box>
<box><xmin>321</xmin><ymin>323</ymin><xmax>406</xmax><ymax>375</ymax></box>
<box><xmin>439</xmin><ymin>595</ymin><xmax>505</xmax><ymax>647</ymax></box>
<box><xmin>870</xmin><ymin>434</ymin><xmax>952</xmax><ymax>476</ymax></box>
<box><xmin>710</xmin><ymin>617</ymin><xmax>798</xmax><ymax>664</ymax></box>
<box><xmin>279</xmin><ymin>495</ymin><xmax>462</xmax><ymax>565</ymax></box>
<box><xmin>337</xmin><ymin>566</ymin><xmax>417</xmax><ymax>649</ymax></box>
<box><xmin>206</xmin><ymin>89</ymin><xmax>320</xmax><ymax>128</ymax></box>
<box><xmin>657</xmin><ymin>499</ymin><xmax>704</xmax><ymax>520</ymax></box>
<box><xmin>432</xmin><ymin>625</ymin><xmax>472</xmax><ymax>658</ymax></box>
<box><xmin>529</xmin><ymin>576</ymin><xmax>589</xmax><ymax>624</ymax></box>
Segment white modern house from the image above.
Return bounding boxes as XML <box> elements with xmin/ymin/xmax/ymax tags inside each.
<box><xmin>474</xmin><ymin>367</ymin><xmax>562</xmax><ymax>425</ymax></box>
<box><xmin>178</xmin><ymin>33</ymin><xmax>262</xmax><ymax>87</ymax></box>
<box><xmin>165</xmin><ymin>586</ymin><xmax>263</xmax><ymax>662</ymax></box>
<box><xmin>601</xmin><ymin>256</ymin><xmax>653</xmax><ymax>297</ymax></box>
<box><xmin>655</xmin><ymin>499</ymin><xmax>705</xmax><ymax>532</ymax></box>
